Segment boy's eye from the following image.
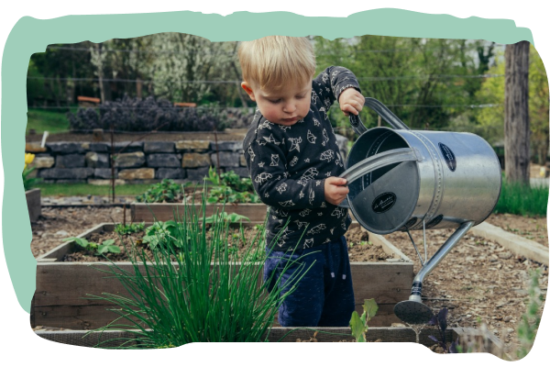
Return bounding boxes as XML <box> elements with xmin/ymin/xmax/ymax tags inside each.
<box><xmin>268</xmin><ymin>99</ymin><xmax>281</xmax><ymax>104</ymax></box>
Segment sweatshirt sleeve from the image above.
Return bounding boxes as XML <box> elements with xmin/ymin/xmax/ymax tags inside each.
<box><xmin>312</xmin><ymin>66</ymin><xmax>362</xmax><ymax>110</ymax></box>
<box><xmin>244</xmin><ymin>124</ymin><xmax>326</xmax><ymax>211</ymax></box>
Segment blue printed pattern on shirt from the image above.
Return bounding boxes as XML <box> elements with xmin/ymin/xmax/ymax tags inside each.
<box><xmin>243</xmin><ymin>66</ymin><xmax>361</xmax><ymax>251</ymax></box>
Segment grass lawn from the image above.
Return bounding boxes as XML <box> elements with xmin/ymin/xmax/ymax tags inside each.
<box><xmin>494</xmin><ymin>178</ymin><xmax>548</xmax><ymax>217</ymax></box>
<box><xmin>26</xmin><ymin>108</ymin><xmax>76</xmax><ymax>134</ymax></box>
<box><xmin>36</xmin><ymin>183</ymin><xmax>152</xmax><ymax>197</ymax></box>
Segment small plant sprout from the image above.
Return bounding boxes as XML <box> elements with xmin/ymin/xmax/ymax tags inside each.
<box><xmin>427</xmin><ymin>307</ymin><xmax>459</xmax><ymax>353</ymax></box>
<box><xmin>142</xmin><ymin>221</ymin><xmax>179</xmax><ymax>250</ymax></box>
<box><xmin>349</xmin><ymin>298</ymin><xmax>378</xmax><ymax>342</ymax></box>
<box><xmin>115</xmin><ymin>222</ymin><xmax>145</xmax><ymax>236</ymax></box>
<box><xmin>205</xmin><ymin>212</ymin><xmax>250</xmax><ymax>224</ymax></box>
<box><xmin>96</xmin><ymin>239</ymin><xmax>121</xmax><ymax>255</ymax></box>
<box><xmin>64</xmin><ymin>237</ymin><xmax>121</xmax><ymax>256</ymax></box>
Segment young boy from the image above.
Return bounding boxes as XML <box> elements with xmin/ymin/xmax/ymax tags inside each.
<box><xmin>239</xmin><ymin>36</ymin><xmax>365</xmax><ymax>327</ymax></box>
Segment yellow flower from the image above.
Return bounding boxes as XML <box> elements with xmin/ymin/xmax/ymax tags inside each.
<box><xmin>25</xmin><ymin>153</ymin><xmax>35</xmax><ymax>165</ymax></box>
<box><xmin>24</xmin><ymin>153</ymin><xmax>35</xmax><ymax>172</ymax></box>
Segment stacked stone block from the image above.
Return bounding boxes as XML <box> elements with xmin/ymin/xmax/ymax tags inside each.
<box><xmin>28</xmin><ymin>135</ymin><xmax>348</xmax><ymax>185</ymax></box>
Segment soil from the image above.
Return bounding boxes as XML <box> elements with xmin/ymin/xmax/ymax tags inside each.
<box><xmin>485</xmin><ymin>213</ymin><xmax>548</xmax><ymax>247</ymax></box>
<box><xmin>383</xmin><ymin>216</ymin><xmax>548</xmax><ymax>355</ymax></box>
<box><xmin>58</xmin><ymin>225</ymin><xmax>395</xmax><ymax>263</ymax></box>
<box><xmin>29</xmin><ymin>208</ymin><xmax>548</xmax><ymax>356</ymax></box>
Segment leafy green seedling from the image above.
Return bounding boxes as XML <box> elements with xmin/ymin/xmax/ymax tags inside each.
<box><xmin>64</xmin><ymin>237</ymin><xmax>120</xmax><ymax>256</ymax></box>
<box><xmin>115</xmin><ymin>222</ymin><xmax>145</xmax><ymax>235</ymax></box>
<box><xmin>143</xmin><ymin>221</ymin><xmax>179</xmax><ymax>250</ymax></box>
<box><xmin>64</xmin><ymin>237</ymin><xmax>91</xmax><ymax>249</ymax></box>
<box><xmin>349</xmin><ymin>298</ymin><xmax>378</xmax><ymax>342</ymax></box>
<box><xmin>97</xmin><ymin>239</ymin><xmax>121</xmax><ymax>255</ymax></box>
<box><xmin>205</xmin><ymin>212</ymin><xmax>250</xmax><ymax>224</ymax></box>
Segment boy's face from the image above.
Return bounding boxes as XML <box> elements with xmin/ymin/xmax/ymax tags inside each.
<box><xmin>241</xmin><ymin>79</ymin><xmax>312</xmax><ymax>126</ymax></box>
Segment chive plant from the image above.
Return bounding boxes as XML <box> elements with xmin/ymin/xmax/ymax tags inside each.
<box><xmin>85</xmin><ymin>194</ymin><xmax>313</xmax><ymax>347</ymax></box>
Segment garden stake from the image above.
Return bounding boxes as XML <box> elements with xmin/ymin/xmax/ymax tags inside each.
<box><xmin>110</xmin><ymin>121</ymin><xmax>115</xmax><ymax>203</ymax></box>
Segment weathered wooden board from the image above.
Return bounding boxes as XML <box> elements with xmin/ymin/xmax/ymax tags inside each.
<box><xmin>131</xmin><ymin>202</ymin><xmax>268</xmax><ymax>222</ymax></box>
<box><xmin>34</xmin><ymin>327</ymin><xmax>503</xmax><ymax>355</ymax></box>
<box><xmin>471</xmin><ymin>222</ymin><xmax>549</xmax><ymax>265</ymax></box>
<box><xmin>26</xmin><ymin>188</ymin><xmax>41</xmax><ymax>222</ymax></box>
<box><xmin>131</xmin><ymin>202</ymin><xmax>359</xmax><ymax>223</ymax></box>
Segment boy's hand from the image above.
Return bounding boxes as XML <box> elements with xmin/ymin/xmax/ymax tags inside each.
<box><xmin>339</xmin><ymin>88</ymin><xmax>365</xmax><ymax>116</ymax></box>
<box><xmin>324</xmin><ymin>177</ymin><xmax>349</xmax><ymax>206</ymax></box>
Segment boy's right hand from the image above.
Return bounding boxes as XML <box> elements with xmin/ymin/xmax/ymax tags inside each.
<box><xmin>324</xmin><ymin>177</ymin><xmax>349</xmax><ymax>206</ymax></box>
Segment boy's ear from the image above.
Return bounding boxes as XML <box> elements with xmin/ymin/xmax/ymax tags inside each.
<box><xmin>241</xmin><ymin>82</ymin><xmax>256</xmax><ymax>101</ymax></box>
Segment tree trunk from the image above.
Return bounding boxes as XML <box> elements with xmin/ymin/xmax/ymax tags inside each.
<box><xmin>504</xmin><ymin>41</ymin><xmax>531</xmax><ymax>184</ymax></box>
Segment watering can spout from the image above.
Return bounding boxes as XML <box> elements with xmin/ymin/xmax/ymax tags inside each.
<box><xmin>393</xmin><ymin>220</ymin><xmax>475</xmax><ymax>324</ymax></box>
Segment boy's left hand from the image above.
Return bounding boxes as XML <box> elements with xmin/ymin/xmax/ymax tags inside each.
<box><xmin>339</xmin><ymin>88</ymin><xmax>365</xmax><ymax>116</ymax></box>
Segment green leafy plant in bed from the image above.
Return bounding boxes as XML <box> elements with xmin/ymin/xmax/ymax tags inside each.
<box><xmin>349</xmin><ymin>298</ymin><xmax>378</xmax><ymax>342</ymax></box>
<box><xmin>84</xmin><ymin>195</ymin><xmax>312</xmax><ymax>347</ymax></box>
<box><xmin>114</xmin><ymin>222</ymin><xmax>145</xmax><ymax>236</ymax></box>
<box><xmin>135</xmin><ymin>179</ymin><xmax>184</xmax><ymax>203</ymax></box>
<box><xmin>204</xmin><ymin>167</ymin><xmax>261</xmax><ymax>204</ymax></box>
<box><xmin>64</xmin><ymin>237</ymin><xmax>121</xmax><ymax>256</ymax></box>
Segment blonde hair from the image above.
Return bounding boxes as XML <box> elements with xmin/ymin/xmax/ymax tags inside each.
<box><xmin>238</xmin><ymin>36</ymin><xmax>316</xmax><ymax>91</ymax></box>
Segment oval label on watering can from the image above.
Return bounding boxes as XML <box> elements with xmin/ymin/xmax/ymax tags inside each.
<box><xmin>438</xmin><ymin>143</ymin><xmax>456</xmax><ymax>172</ymax></box>
<box><xmin>372</xmin><ymin>192</ymin><xmax>397</xmax><ymax>214</ymax></box>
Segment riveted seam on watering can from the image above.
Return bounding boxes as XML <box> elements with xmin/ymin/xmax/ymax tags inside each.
<box><xmin>408</xmin><ymin>131</ymin><xmax>445</xmax><ymax>231</ymax></box>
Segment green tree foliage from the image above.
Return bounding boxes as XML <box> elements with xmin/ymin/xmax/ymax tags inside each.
<box><xmin>313</xmin><ymin>35</ymin><xmax>497</xmax><ymax>138</ymax></box>
<box><xmin>476</xmin><ymin>45</ymin><xmax>549</xmax><ymax>162</ymax></box>
<box><xmin>28</xmin><ymin>43</ymin><xmax>97</xmax><ymax>107</ymax></box>
<box><xmin>150</xmin><ymin>33</ymin><xmax>237</xmax><ymax>104</ymax></box>
<box><xmin>89</xmin><ymin>37</ymin><xmax>155</xmax><ymax>101</ymax></box>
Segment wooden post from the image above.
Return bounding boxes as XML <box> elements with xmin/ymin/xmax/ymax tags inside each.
<box><xmin>505</xmin><ymin>41</ymin><xmax>531</xmax><ymax>185</ymax></box>
<box><xmin>92</xmin><ymin>129</ymin><xmax>104</xmax><ymax>142</ymax></box>
<box><xmin>110</xmin><ymin>122</ymin><xmax>116</xmax><ymax>203</ymax></box>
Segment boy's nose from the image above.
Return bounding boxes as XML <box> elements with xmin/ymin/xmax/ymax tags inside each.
<box><xmin>283</xmin><ymin>103</ymin><xmax>297</xmax><ymax>113</ymax></box>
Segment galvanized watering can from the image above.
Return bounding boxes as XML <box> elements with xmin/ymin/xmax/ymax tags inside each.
<box><xmin>338</xmin><ymin>98</ymin><xmax>502</xmax><ymax>324</ymax></box>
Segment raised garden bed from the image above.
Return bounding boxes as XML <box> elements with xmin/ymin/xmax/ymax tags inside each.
<box><xmin>34</xmin><ymin>326</ymin><xmax>504</xmax><ymax>356</ymax></box>
<box><xmin>26</xmin><ymin>188</ymin><xmax>41</xmax><ymax>222</ymax></box>
<box><xmin>33</xmin><ymin>222</ymin><xmax>413</xmax><ymax>329</ymax></box>
<box><xmin>131</xmin><ymin>202</ymin><xmax>268</xmax><ymax>222</ymax></box>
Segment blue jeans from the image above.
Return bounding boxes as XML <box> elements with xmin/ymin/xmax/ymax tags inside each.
<box><xmin>263</xmin><ymin>236</ymin><xmax>355</xmax><ymax>327</ymax></box>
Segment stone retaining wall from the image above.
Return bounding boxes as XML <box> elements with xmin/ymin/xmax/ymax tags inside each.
<box><xmin>26</xmin><ymin>136</ymin><xmax>348</xmax><ymax>185</ymax></box>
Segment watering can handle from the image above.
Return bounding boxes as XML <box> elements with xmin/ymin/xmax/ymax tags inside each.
<box><xmin>348</xmin><ymin>97</ymin><xmax>410</xmax><ymax>135</ymax></box>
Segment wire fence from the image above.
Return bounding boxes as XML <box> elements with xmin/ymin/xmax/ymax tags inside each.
<box><xmin>27</xmin><ymin>73</ymin><xmax>504</xmax><ymax>84</ymax></box>
<box><xmin>45</xmin><ymin>43</ymin><xmax>506</xmax><ymax>56</ymax></box>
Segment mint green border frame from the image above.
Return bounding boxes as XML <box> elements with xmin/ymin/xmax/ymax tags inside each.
<box><xmin>1</xmin><ymin>9</ymin><xmax>533</xmax><ymax>313</ymax></box>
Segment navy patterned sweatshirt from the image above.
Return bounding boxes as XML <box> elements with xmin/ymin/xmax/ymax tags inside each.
<box><xmin>243</xmin><ymin>66</ymin><xmax>362</xmax><ymax>251</ymax></box>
